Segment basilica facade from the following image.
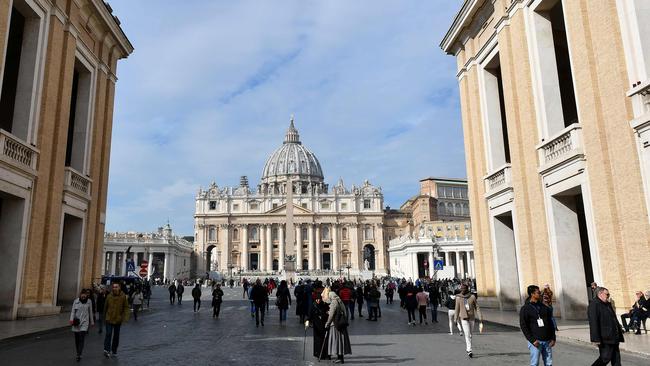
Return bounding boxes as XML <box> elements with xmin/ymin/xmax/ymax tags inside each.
<box><xmin>194</xmin><ymin>119</ymin><xmax>385</xmax><ymax>277</ymax></box>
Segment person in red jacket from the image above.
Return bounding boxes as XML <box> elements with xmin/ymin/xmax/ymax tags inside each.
<box><xmin>338</xmin><ymin>282</ymin><xmax>354</xmax><ymax>320</ymax></box>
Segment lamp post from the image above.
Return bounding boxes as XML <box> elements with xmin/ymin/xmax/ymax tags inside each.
<box><xmin>346</xmin><ymin>263</ymin><xmax>352</xmax><ymax>280</ymax></box>
<box><xmin>228</xmin><ymin>264</ymin><xmax>234</xmax><ymax>279</ymax></box>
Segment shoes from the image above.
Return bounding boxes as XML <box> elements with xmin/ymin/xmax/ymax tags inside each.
<box><xmin>76</xmin><ymin>355</ymin><xmax>81</xmax><ymax>362</ymax></box>
<box><xmin>460</xmin><ymin>333</ymin><xmax>464</xmax><ymax>336</ymax></box>
<box><xmin>448</xmin><ymin>332</ymin><xmax>453</xmax><ymax>335</ymax></box>
<box><xmin>425</xmin><ymin>322</ymin><xmax>428</xmax><ymax>325</ymax></box>
<box><xmin>112</xmin><ymin>352</ymin><xmax>118</xmax><ymax>357</ymax></box>
<box><xmin>467</xmin><ymin>352</ymin><xmax>473</xmax><ymax>358</ymax></box>
<box><xmin>261</xmin><ymin>322</ymin><xmax>264</xmax><ymax>327</ymax></box>
<box><xmin>103</xmin><ymin>350</ymin><xmax>110</xmax><ymax>358</ymax></box>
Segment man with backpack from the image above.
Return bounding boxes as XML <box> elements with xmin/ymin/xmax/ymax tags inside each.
<box><xmin>176</xmin><ymin>282</ymin><xmax>185</xmax><ymax>305</ymax></box>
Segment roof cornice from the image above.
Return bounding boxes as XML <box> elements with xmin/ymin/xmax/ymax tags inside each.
<box><xmin>439</xmin><ymin>0</ymin><xmax>487</xmax><ymax>54</ymax></box>
<box><xmin>91</xmin><ymin>0</ymin><xmax>133</xmax><ymax>57</ymax></box>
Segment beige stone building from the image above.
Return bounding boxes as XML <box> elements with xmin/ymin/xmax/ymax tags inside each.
<box><xmin>441</xmin><ymin>0</ymin><xmax>650</xmax><ymax>318</ymax></box>
<box><xmin>194</xmin><ymin>119</ymin><xmax>386</xmax><ymax>278</ymax></box>
<box><xmin>0</xmin><ymin>1</ymin><xmax>132</xmax><ymax>319</ymax></box>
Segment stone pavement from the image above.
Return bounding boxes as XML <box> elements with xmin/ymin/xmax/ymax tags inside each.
<box><xmin>0</xmin><ymin>287</ymin><xmax>647</xmax><ymax>365</ymax></box>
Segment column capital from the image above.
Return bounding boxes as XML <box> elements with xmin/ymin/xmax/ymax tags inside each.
<box><xmin>219</xmin><ymin>223</ymin><xmax>229</xmax><ymax>229</ymax></box>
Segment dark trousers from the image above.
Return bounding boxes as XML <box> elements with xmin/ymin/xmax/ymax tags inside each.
<box><xmin>169</xmin><ymin>293</ymin><xmax>175</xmax><ymax>304</ymax></box>
<box><xmin>213</xmin><ymin>301</ymin><xmax>221</xmax><ymax>317</ymax></box>
<box><xmin>378</xmin><ymin>303</ymin><xmax>382</xmax><ymax>317</ymax></box>
<box><xmin>347</xmin><ymin>301</ymin><xmax>355</xmax><ymax>319</ymax></box>
<box><xmin>357</xmin><ymin>302</ymin><xmax>363</xmax><ymax>316</ymax></box>
<box><xmin>620</xmin><ymin>313</ymin><xmax>631</xmax><ymax>331</ymax></box>
<box><xmin>193</xmin><ymin>299</ymin><xmax>201</xmax><ymax>312</ymax></box>
<box><xmin>255</xmin><ymin>303</ymin><xmax>266</xmax><ymax>325</ymax></box>
<box><xmin>430</xmin><ymin>304</ymin><xmax>438</xmax><ymax>322</ymax></box>
<box><xmin>387</xmin><ymin>294</ymin><xmax>393</xmax><ymax>304</ymax></box>
<box><xmin>407</xmin><ymin>307</ymin><xmax>416</xmax><ymax>323</ymax></box>
<box><xmin>418</xmin><ymin>305</ymin><xmax>427</xmax><ymax>323</ymax></box>
<box><xmin>133</xmin><ymin>304</ymin><xmax>141</xmax><ymax>321</ymax></box>
<box><xmin>73</xmin><ymin>331</ymin><xmax>87</xmax><ymax>356</ymax></box>
<box><xmin>591</xmin><ymin>343</ymin><xmax>621</xmax><ymax>366</ymax></box>
<box><xmin>177</xmin><ymin>293</ymin><xmax>183</xmax><ymax>304</ymax></box>
<box><xmin>97</xmin><ymin>313</ymin><xmax>104</xmax><ymax>333</ymax></box>
<box><xmin>369</xmin><ymin>306</ymin><xmax>378</xmax><ymax>320</ymax></box>
<box><xmin>104</xmin><ymin>323</ymin><xmax>121</xmax><ymax>354</ymax></box>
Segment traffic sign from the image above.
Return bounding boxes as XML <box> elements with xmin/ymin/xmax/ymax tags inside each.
<box><xmin>433</xmin><ymin>260</ymin><xmax>444</xmax><ymax>271</ymax></box>
<box><xmin>139</xmin><ymin>267</ymin><xmax>148</xmax><ymax>277</ymax></box>
<box><xmin>126</xmin><ymin>260</ymin><xmax>136</xmax><ymax>272</ymax></box>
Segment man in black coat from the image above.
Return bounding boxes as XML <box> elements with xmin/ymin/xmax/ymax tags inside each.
<box><xmin>588</xmin><ymin>287</ymin><xmax>624</xmax><ymax>366</ymax></box>
<box><xmin>251</xmin><ymin>279</ymin><xmax>269</xmax><ymax>327</ymax></box>
<box><xmin>520</xmin><ymin>285</ymin><xmax>555</xmax><ymax>366</ymax></box>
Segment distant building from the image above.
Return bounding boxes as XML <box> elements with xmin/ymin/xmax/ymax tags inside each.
<box><xmin>103</xmin><ymin>224</ymin><xmax>193</xmax><ymax>282</ymax></box>
<box><xmin>386</xmin><ymin>177</ymin><xmax>473</xmax><ymax>280</ymax></box>
<box><xmin>0</xmin><ymin>2</ymin><xmax>132</xmax><ymax>319</ymax></box>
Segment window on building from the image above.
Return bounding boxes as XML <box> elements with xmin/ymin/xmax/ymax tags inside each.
<box><xmin>64</xmin><ymin>59</ymin><xmax>93</xmax><ymax>172</ymax></box>
<box><xmin>209</xmin><ymin>201</ymin><xmax>217</xmax><ymax>210</ymax></box>
<box><xmin>301</xmin><ymin>185</ymin><xmax>308</xmax><ymax>194</ymax></box>
<box><xmin>437</xmin><ymin>186</ymin><xmax>444</xmax><ymax>198</ymax></box>
<box><xmin>463</xmin><ymin>203</ymin><xmax>469</xmax><ymax>216</ymax></box>
<box><xmin>0</xmin><ymin>3</ymin><xmax>43</xmax><ymax>141</ymax></box>
<box><xmin>301</xmin><ymin>227</ymin><xmax>308</xmax><ymax>241</ymax></box>
<box><xmin>455</xmin><ymin>203</ymin><xmax>462</xmax><ymax>216</ymax></box>
<box><xmin>250</xmin><ymin>202</ymin><xmax>258</xmax><ymax>210</ymax></box>
<box><xmin>321</xmin><ymin>202</ymin><xmax>330</xmax><ymax>210</ymax></box>
<box><xmin>363</xmin><ymin>199</ymin><xmax>371</xmax><ymax>209</ymax></box>
<box><xmin>301</xmin><ymin>203</ymin><xmax>308</xmax><ymax>209</ymax></box>
<box><xmin>341</xmin><ymin>202</ymin><xmax>348</xmax><ymax>210</ymax></box>
<box><xmin>208</xmin><ymin>227</ymin><xmax>216</xmax><ymax>241</ymax></box>
<box><xmin>482</xmin><ymin>51</ymin><xmax>511</xmax><ymax>170</ymax></box>
<box><xmin>250</xmin><ymin>226</ymin><xmax>259</xmax><ymax>241</ymax></box>
<box><xmin>342</xmin><ymin>227</ymin><xmax>348</xmax><ymax>240</ymax></box>
<box><xmin>233</xmin><ymin>228</ymin><xmax>239</xmax><ymax>241</ymax></box>
<box><xmin>461</xmin><ymin>188</ymin><xmax>468</xmax><ymax>199</ymax></box>
<box><xmin>364</xmin><ymin>225</ymin><xmax>374</xmax><ymax>240</ymax></box>
<box><xmin>438</xmin><ymin>202</ymin><xmax>446</xmax><ymax>215</ymax></box>
<box><xmin>233</xmin><ymin>204</ymin><xmax>239</xmax><ymax>211</ymax></box>
<box><xmin>272</xmin><ymin>227</ymin><xmax>278</xmax><ymax>241</ymax></box>
<box><xmin>272</xmin><ymin>203</ymin><xmax>278</xmax><ymax>209</ymax></box>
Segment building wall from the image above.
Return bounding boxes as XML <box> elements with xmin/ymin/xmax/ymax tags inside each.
<box><xmin>442</xmin><ymin>0</ymin><xmax>650</xmax><ymax>313</ymax></box>
<box><xmin>0</xmin><ymin>0</ymin><xmax>131</xmax><ymax>319</ymax></box>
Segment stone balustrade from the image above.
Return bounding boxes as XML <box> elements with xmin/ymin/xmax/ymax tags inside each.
<box><xmin>64</xmin><ymin>166</ymin><xmax>92</xmax><ymax>198</ymax></box>
<box><xmin>0</xmin><ymin>129</ymin><xmax>38</xmax><ymax>172</ymax></box>
<box><xmin>537</xmin><ymin>123</ymin><xmax>584</xmax><ymax>171</ymax></box>
<box><xmin>484</xmin><ymin>163</ymin><xmax>512</xmax><ymax>197</ymax></box>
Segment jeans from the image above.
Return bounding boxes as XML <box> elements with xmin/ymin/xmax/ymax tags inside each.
<box><xmin>407</xmin><ymin>307</ymin><xmax>416</xmax><ymax>323</ymax></box>
<box><xmin>357</xmin><ymin>301</ymin><xmax>363</xmax><ymax>316</ymax></box>
<box><xmin>73</xmin><ymin>331</ymin><xmax>87</xmax><ymax>356</ymax></box>
<box><xmin>418</xmin><ymin>305</ymin><xmax>427</xmax><ymax>323</ymax></box>
<box><xmin>255</xmin><ymin>304</ymin><xmax>266</xmax><ymax>325</ymax></box>
<box><xmin>97</xmin><ymin>312</ymin><xmax>104</xmax><ymax>333</ymax></box>
<box><xmin>104</xmin><ymin>323</ymin><xmax>121</xmax><ymax>354</ymax></box>
<box><xmin>591</xmin><ymin>343</ymin><xmax>621</xmax><ymax>366</ymax></box>
<box><xmin>279</xmin><ymin>308</ymin><xmax>287</xmax><ymax>321</ymax></box>
<box><xmin>177</xmin><ymin>293</ymin><xmax>183</xmax><ymax>304</ymax></box>
<box><xmin>347</xmin><ymin>301</ymin><xmax>355</xmax><ymax>319</ymax></box>
<box><xmin>430</xmin><ymin>304</ymin><xmax>438</xmax><ymax>322</ymax></box>
<box><xmin>460</xmin><ymin>319</ymin><xmax>475</xmax><ymax>352</ymax></box>
<box><xmin>213</xmin><ymin>301</ymin><xmax>221</xmax><ymax>317</ymax></box>
<box><xmin>133</xmin><ymin>304</ymin><xmax>140</xmax><ymax>321</ymax></box>
<box><xmin>528</xmin><ymin>340</ymin><xmax>553</xmax><ymax>366</ymax></box>
<box><xmin>193</xmin><ymin>299</ymin><xmax>201</xmax><ymax>312</ymax></box>
<box><xmin>169</xmin><ymin>293</ymin><xmax>175</xmax><ymax>304</ymax></box>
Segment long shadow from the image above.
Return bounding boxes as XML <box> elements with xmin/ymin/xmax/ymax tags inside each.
<box><xmin>353</xmin><ymin>343</ymin><xmax>395</xmax><ymax>346</ymax></box>
<box><xmin>472</xmin><ymin>351</ymin><xmax>529</xmax><ymax>358</ymax></box>
<box><xmin>343</xmin><ymin>355</ymin><xmax>416</xmax><ymax>364</ymax></box>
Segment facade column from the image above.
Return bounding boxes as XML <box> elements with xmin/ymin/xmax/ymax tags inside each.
<box><xmin>350</xmin><ymin>224</ymin><xmax>360</xmax><ymax>270</ymax></box>
<box><xmin>266</xmin><ymin>224</ymin><xmax>273</xmax><ymax>271</ymax></box>
<box><xmin>376</xmin><ymin>223</ymin><xmax>385</xmax><ymax>270</ymax></box>
<box><xmin>468</xmin><ymin>251</ymin><xmax>474</xmax><ymax>278</ymax></box>
<box><xmin>332</xmin><ymin>224</ymin><xmax>339</xmax><ymax>271</ymax></box>
<box><xmin>260</xmin><ymin>225</ymin><xmax>266</xmax><ymax>271</ymax></box>
<box><xmin>169</xmin><ymin>252</ymin><xmax>176</xmax><ymax>280</ymax></box>
<box><xmin>110</xmin><ymin>252</ymin><xmax>117</xmax><ymax>275</ymax></box>
<box><xmin>428</xmin><ymin>251</ymin><xmax>435</xmax><ymax>278</ymax></box>
<box><xmin>411</xmin><ymin>252</ymin><xmax>418</xmax><ymax>280</ymax></box>
<box><xmin>308</xmin><ymin>224</ymin><xmax>315</xmax><ymax>270</ymax></box>
<box><xmin>455</xmin><ymin>251</ymin><xmax>464</xmax><ymax>279</ymax></box>
<box><xmin>279</xmin><ymin>224</ymin><xmax>285</xmax><ymax>272</ymax></box>
<box><xmin>315</xmin><ymin>225</ymin><xmax>322</xmax><ymax>270</ymax></box>
<box><xmin>147</xmin><ymin>252</ymin><xmax>154</xmax><ymax>278</ymax></box>
<box><xmin>122</xmin><ymin>252</ymin><xmax>128</xmax><ymax>276</ymax></box>
<box><xmin>241</xmin><ymin>225</ymin><xmax>248</xmax><ymax>271</ymax></box>
<box><xmin>444</xmin><ymin>251</ymin><xmax>450</xmax><ymax>267</ymax></box>
<box><xmin>295</xmin><ymin>224</ymin><xmax>302</xmax><ymax>270</ymax></box>
<box><xmin>219</xmin><ymin>224</ymin><xmax>230</xmax><ymax>273</ymax></box>
<box><xmin>163</xmin><ymin>252</ymin><xmax>169</xmax><ymax>282</ymax></box>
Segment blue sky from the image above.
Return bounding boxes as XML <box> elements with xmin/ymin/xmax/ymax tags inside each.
<box><xmin>106</xmin><ymin>1</ymin><xmax>465</xmax><ymax>235</ymax></box>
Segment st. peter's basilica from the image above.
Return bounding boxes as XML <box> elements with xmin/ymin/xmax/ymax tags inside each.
<box><xmin>194</xmin><ymin>118</ymin><xmax>386</xmax><ymax>277</ymax></box>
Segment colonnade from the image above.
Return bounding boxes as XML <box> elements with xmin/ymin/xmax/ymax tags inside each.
<box><xmin>442</xmin><ymin>250</ymin><xmax>475</xmax><ymax>278</ymax></box>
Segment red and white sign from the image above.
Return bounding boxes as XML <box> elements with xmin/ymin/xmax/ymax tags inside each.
<box><xmin>139</xmin><ymin>267</ymin><xmax>148</xmax><ymax>277</ymax></box>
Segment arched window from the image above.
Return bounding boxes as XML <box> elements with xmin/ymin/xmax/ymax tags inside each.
<box><xmin>463</xmin><ymin>203</ymin><xmax>469</xmax><ymax>216</ymax></box>
<box><xmin>208</xmin><ymin>227</ymin><xmax>216</xmax><ymax>241</ymax></box>
<box><xmin>322</xmin><ymin>225</ymin><xmax>330</xmax><ymax>240</ymax></box>
<box><xmin>233</xmin><ymin>228</ymin><xmax>239</xmax><ymax>241</ymax></box>
<box><xmin>342</xmin><ymin>227</ymin><xmax>348</xmax><ymax>240</ymax></box>
<box><xmin>301</xmin><ymin>227</ymin><xmax>308</xmax><ymax>241</ymax></box>
<box><xmin>364</xmin><ymin>225</ymin><xmax>374</xmax><ymax>240</ymax></box>
<box><xmin>455</xmin><ymin>203</ymin><xmax>462</xmax><ymax>216</ymax></box>
<box><xmin>438</xmin><ymin>202</ymin><xmax>446</xmax><ymax>215</ymax></box>
<box><xmin>446</xmin><ymin>202</ymin><xmax>453</xmax><ymax>215</ymax></box>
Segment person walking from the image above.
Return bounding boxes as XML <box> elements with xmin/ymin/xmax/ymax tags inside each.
<box><xmin>324</xmin><ymin>289</ymin><xmax>352</xmax><ymax>363</ymax></box>
<box><xmin>446</xmin><ymin>290</ymin><xmax>463</xmax><ymax>335</ymax></box>
<box><xmin>276</xmin><ymin>280</ymin><xmax>292</xmax><ymax>323</ymax></box>
<box><xmin>367</xmin><ymin>285</ymin><xmax>380</xmax><ymax>321</ymax></box>
<box><xmin>404</xmin><ymin>282</ymin><xmax>417</xmax><ymax>325</ymax></box>
<box><xmin>96</xmin><ymin>287</ymin><xmax>106</xmax><ymax>334</ymax></box>
<box><xmin>588</xmin><ymin>287</ymin><xmax>624</xmax><ymax>366</ymax></box>
<box><xmin>416</xmin><ymin>287</ymin><xmax>428</xmax><ymax>325</ymax></box>
<box><xmin>212</xmin><ymin>283</ymin><xmax>224</xmax><ymax>318</ymax></box>
<box><xmin>176</xmin><ymin>282</ymin><xmax>185</xmax><ymax>305</ymax></box>
<box><xmin>168</xmin><ymin>283</ymin><xmax>176</xmax><ymax>305</ymax></box>
<box><xmin>251</xmin><ymin>279</ymin><xmax>268</xmax><ymax>327</ymax></box>
<box><xmin>131</xmin><ymin>287</ymin><xmax>144</xmax><ymax>321</ymax></box>
<box><xmin>70</xmin><ymin>289</ymin><xmax>94</xmax><ymax>361</ymax></box>
<box><xmin>454</xmin><ymin>284</ymin><xmax>483</xmax><ymax>358</ymax></box>
<box><xmin>307</xmin><ymin>294</ymin><xmax>330</xmax><ymax>359</ymax></box>
<box><xmin>243</xmin><ymin>279</ymin><xmax>250</xmax><ymax>299</ymax></box>
<box><xmin>248</xmin><ymin>285</ymin><xmax>255</xmax><ymax>318</ymax></box>
<box><xmin>355</xmin><ymin>285</ymin><xmax>364</xmax><ymax>318</ymax></box>
<box><xmin>428</xmin><ymin>282</ymin><xmax>440</xmax><ymax>323</ymax></box>
<box><xmin>385</xmin><ymin>284</ymin><xmax>394</xmax><ymax>305</ymax></box>
<box><xmin>520</xmin><ymin>285</ymin><xmax>556</xmax><ymax>366</ymax></box>
<box><xmin>192</xmin><ymin>284</ymin><xmax>202</xmax><ymax>312</ymax></box>
<box><xmin>295</xmin><ymin>281</ymin><xmax>307</xmax><ymax>324</ymax></box>
<box><xmin>338</xmin><ymin>282</ymin><xmax>354</xmax><ymax>320</ymax></box>
<box><xmin>103</xmin><ymin>282</ymin><xmax>130</xmax><ymax>358</ymax></box>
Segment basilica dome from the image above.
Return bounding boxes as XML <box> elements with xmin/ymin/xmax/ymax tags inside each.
<box><xmin>260</xmin><ymin>118</ymin><xmax>324</xmax><ymax>185</ymax></box>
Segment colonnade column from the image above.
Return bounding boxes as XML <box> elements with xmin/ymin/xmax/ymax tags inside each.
<box><xmin>122</xmin><ymin>252</ymin><xmax>128</xmax><ymax>276</ymax></box>
<box><xmin>163</xmin><ymin>253</ymin><xmax>169</xmax><ymax>282</ymax></box>
<box><xmin>169</xmin><ymin>252</ymin><xmax>176</xmax><ymax>280</ymax></box>
<box><xmin>220</xmin><ymin>224</ymin><xmax>230</xmax><ymax>273</ymax></box>
<box><xmin>332</xmin><ymin>224</ymin><xmax>339</xmax><ymax>272</ymax></box>
<box><xmin>260</xmin><ymin>225</ymin><xmax>266</xmax><ymax>271</ymax></box>
<box><xmin>467</xmin><ymin>251</ymin><xmax>474</xmax><ymax>278</ymax></box>
<box><xmin>315</xmin><ymin>225</ymin><xmax>322</xmax><ymax>270</ymax></box>
<box><xmin>308</xmin><ymin>224</ymin><xmax>315</xmax><ymax>270</ymax></box>
<box><xmin>376</xmin><ymin>223</ymin><xmax>385</xmax><ymax>270</ymax></box>
<box><xmin>147</xmin><ymin>252</ymin><xmax>154</xmax><ymax>278</ymax></box>
<box><xmin>279</xmin><ymin>224</ymin><xmax>285</xmax><ymax>271</ymax></box>
<box><xmin>444</xmin><ymin>251</ymin><xmax>450</xmax><ymax>267</ymax></box>
<box><xmin>455</xmin><ymin>251</ymin><xmax>463</xmax><ymax>279</ymax></box>
<box><xmin>428</xmin><ymin>251</ymin><xmax>435</xmax><ymax>278</ymax></box>
<box><xmin>350</xmin><ymin>224</ymin><xmax>360</xmax><ymax>270</ymax></box>
<box><xmin>110</xmin><ymin>252</ymin><xmax>117</xmax><ymax>275</ymax></box>
<box><xmin>241</xmin><ymin>225</ymin><xmax>248</xmax><ymax>271</ymax></box>
<box><xmin>295</xmin><ymin>224</ymin><xmax>302</xmax><ymax>270</ymax></box>
<box><xmin>266</xmin><ymin>224</ymin><xmax>273</xmax><ymax>271</ymax></box>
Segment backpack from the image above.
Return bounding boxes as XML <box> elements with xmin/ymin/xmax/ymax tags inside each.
<box><xmin>445</xmin><ymin>297</ymin><xmax>455</xmax><ymax>310</ymax></box>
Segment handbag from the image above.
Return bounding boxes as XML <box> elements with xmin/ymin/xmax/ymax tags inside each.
<box><xmin>72</xmin><ymin>308</ymin><xmax>80</xmax><ymax>327</ymax></box>
<box><xmin>334</xmin><ymin>303</ymin><xmax>349</xmax><ymax>330</ymax></box>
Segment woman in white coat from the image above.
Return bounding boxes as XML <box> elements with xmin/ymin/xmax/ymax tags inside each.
<box><xmin>323</xmin><ymin>288</ymin><xmax>352</xmax><ymax>364</ymax></box>
<box><xmin>70</xmin><ymin>289</ymin><xmax>94</xmax><ymax>361</ymax></box>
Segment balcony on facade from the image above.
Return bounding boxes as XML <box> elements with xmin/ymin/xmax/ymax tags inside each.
<box><xmin>0</xmin><ymin>129</ymin><xmax>38</xmax><ymax>176</ymax></box>
<box><xmin>63</xmin><ymin>166</ymin><xmax>92</xmax><ymax>200</ymax></box>
<box><xmin>483</xmin><ymin>163</ymin><xmax>512</xmax><ymax>199</ymax></box>
<box><xmin>536</xmin><ymin>123</ymin><xmax>585</xmax><ymax>174</ymax></box>
<box><xmin>628</xmin><ymin>80</ymin><xmax>650</xmax><ymax>132</ymax></box>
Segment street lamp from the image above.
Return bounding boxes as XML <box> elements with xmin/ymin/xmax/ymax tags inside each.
<box><xmin>228</xmin><ymin>264</ymin><xmax>234</xmax><ymax>279</ymax></box>
<box><xmin>345</xmin><ymin>263</ymin><xmax>352</xmax><ymax>280</ymax></box>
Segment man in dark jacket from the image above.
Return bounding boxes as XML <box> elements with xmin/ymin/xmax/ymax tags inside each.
<box><xmin>520</xmin><ymin>285</ymin><xmax>556</xmax><ymax>366</ymax></box>
<box><xmin>176</xmin><ymin>283</ymin><xmax>185</xmax><ymax>305</ymax></box>
<box><xmin>168</xmin><ymin>283</ymin><xmax>176</xmax><ymax>305</ymax></box>
<box><xmin>251</xmin><ymin>279</ymin><xmax>269</xmax><ymax>327</ymax></box>
<box><xmin>192</xmin><ymin>284</ymin><xmax>202</xmax><ymax>312</ymax></box>
<box><xmin>428</xmin><ymin>282</ymin><xmax>440</xmax><ymax>323</ymax></box>
<box><xmin>588</xmin><ymin>287</ymin><xmax>624</xmax><ymax>366</ymax></box>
